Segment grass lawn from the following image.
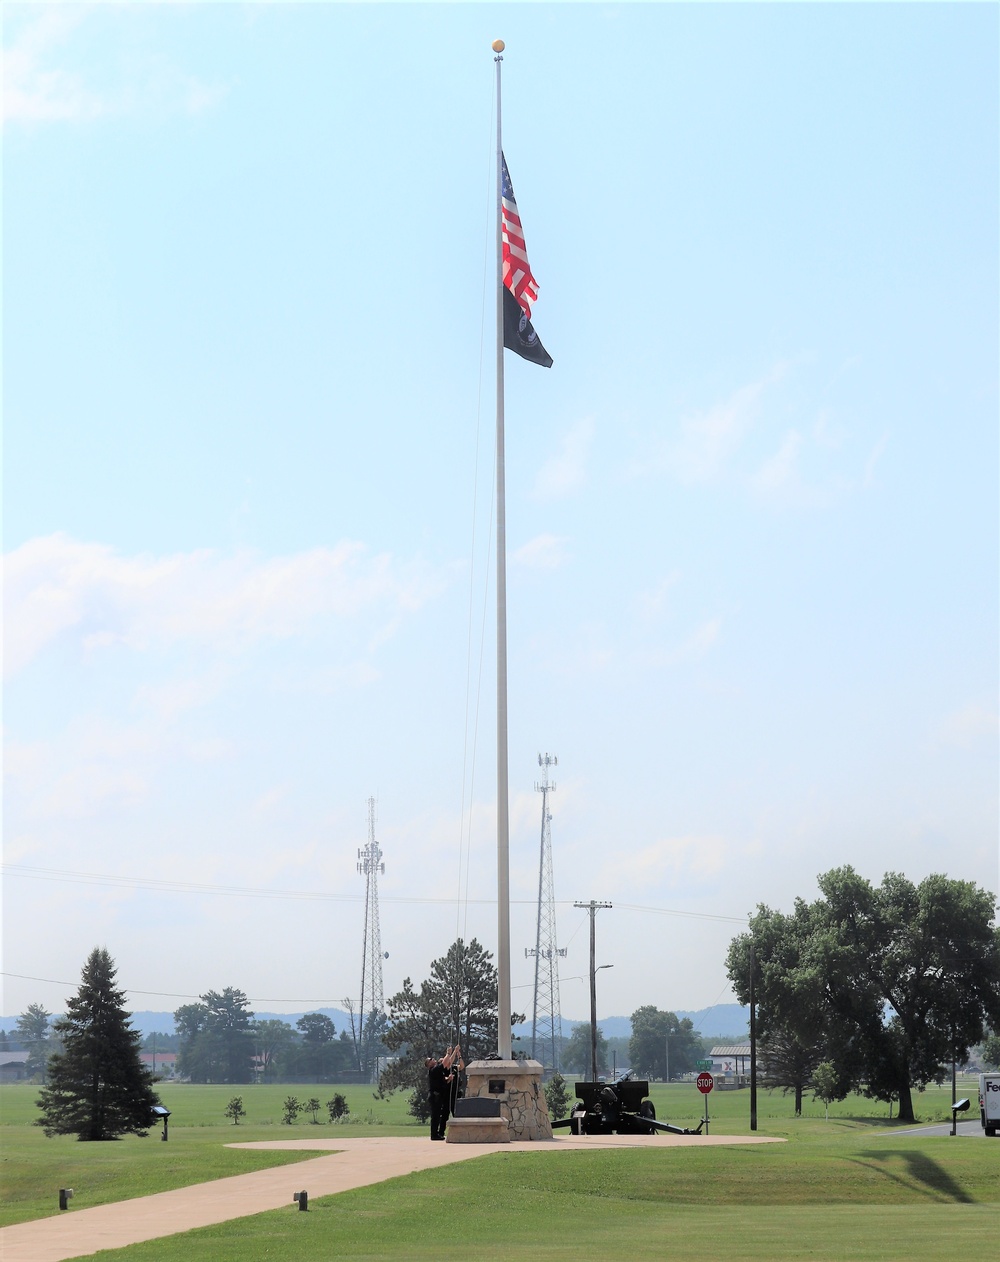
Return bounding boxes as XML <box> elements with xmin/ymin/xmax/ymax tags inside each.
<box><xmin>0</xmin><ymin>1082</ymin><xmax>411</xmax><ymax>1227</ymax></box>
<box><xmin>3</xmin><ymin>1078</ymin><xmax>996</xmax><ymax>1259</ymax></box>
<box><xmin>76</xmin><ymin>1134</ymin><xmax>1000</xmax><ymax>1261</ymax></box>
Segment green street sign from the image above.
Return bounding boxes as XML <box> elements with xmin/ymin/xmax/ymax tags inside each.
<box><xmin>696</xmin><ymin>1059</ymin><xmax>713</xmax><ymax>1069</ymax></box>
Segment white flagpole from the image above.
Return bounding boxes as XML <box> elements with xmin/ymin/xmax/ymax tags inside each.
<box><xmin>493</xmin><ymin>38</ymin><xmax>512</xmax><ymax>1060</ymax></box>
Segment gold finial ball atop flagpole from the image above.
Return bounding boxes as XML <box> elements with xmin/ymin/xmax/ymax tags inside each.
<box><xmin>492</xmin><ymin>39</ymin><xmax>505</xmax><ymax>52</ymax></box>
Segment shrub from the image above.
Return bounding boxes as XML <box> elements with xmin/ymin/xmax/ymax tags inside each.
<box><xmin>224</xmin><ymin>1096</ymin><xmax>246</xmax><ymax>1125</ymax></box>
<box><xmin>327</xmin><ymin>1093</ymin><xmax>350</xmax><ymax>1122</ymax></box>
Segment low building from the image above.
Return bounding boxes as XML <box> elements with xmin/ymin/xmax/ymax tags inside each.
<box><xmin>0</xmin><ymin>1051</ymin><xmax>30</xmax><ymax>1082</ymax></box>
<box><xmin>140</xmin><ymin>1052</ymin><xmax>179</xmax><ymax>1078</ymax></box>
<box><xmin>709</xmin><ymin>1043</ymin><xmax>751</xmax><ymax>1088</ymax></box>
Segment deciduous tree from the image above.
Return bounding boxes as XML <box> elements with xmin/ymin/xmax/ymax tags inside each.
<box><xmin>36</xmin><ymin>948</ymin><xmax>159</xmax><ymax>1140</ymax></box>
<box><xmin>253</xmin><ymin>1018</ymin><xmax>296</xmax><ymax>1083</ymax></box>
<box><xmin>174</xmin><ymin>989</ymin><xmax>255</xmax><ymax>1083</ymax></box>
<box><xmin>291</xmin><ymin>1013</ymin><xmax>346</xmax><ymax>1080</ymax></box>
<box><xmin>561</xmin><ymin>1023</ymin><xmax>608</xmax><ymax>1076</ymax></box>
<box><xmin>628</xmin><ymin>1006</ymin><xmax>701</xmax><ymax>1081</ymax></box>
<box><xmin>16</xmin><ymin>1004</ymin><xmax>53</xmax><ymax>1082</ymax></box>
<box><xmin>728</xmin><ymin>868</ymin><xmax>1000</xmax><ymax>1122</ymax></box>
<box><xmin>224</xmin><ymin>1096</ymin><xmax>246</xmax><ymax>1125</ymax></box>
<box><xmin>811</xmin><ymin>1062</ymin><xmax>840</xmax><ymax>1121</ymax></box>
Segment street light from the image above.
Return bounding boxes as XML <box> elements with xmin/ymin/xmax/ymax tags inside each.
<box><xmin>590</xmin><ymin>959</ymin><xmax>613</xmax><ymax>1080</ymax></box>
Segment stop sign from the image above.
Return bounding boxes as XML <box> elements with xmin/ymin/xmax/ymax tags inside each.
<box><xmin>696</xmin><ymin>1072</ymin><xmax>714</xmax><ymax>1094</ymax></box>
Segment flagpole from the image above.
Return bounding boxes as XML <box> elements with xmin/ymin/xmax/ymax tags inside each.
<box><xmin>493</xmin><ymin>38</ymin><xmax>512</xmax><ymax>1061</ymax></box>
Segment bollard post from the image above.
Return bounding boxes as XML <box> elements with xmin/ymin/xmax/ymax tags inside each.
<box><xmin>293</xmin><ymin>1191</ymin><xmax>308</xmax><ymax>1211</ymax></box>
<box><xmin>59</xmin><ymin>1189</ymin><xmax>74</xmax><ymax>1211</ymax></box>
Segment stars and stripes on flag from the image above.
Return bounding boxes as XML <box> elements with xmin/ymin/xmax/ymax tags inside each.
<box><xmin>501</xmin><ymin>154</ymin><xmax>552</xmax><ymax>368</ymax></box>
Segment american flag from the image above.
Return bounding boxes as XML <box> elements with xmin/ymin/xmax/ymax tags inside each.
<box><xmin>501</xmin><ymin>155</ymin><xmax>540</xmax><ymax>319</ymax></box>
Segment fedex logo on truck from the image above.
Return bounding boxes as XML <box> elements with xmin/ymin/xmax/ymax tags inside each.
<box><xmin>979</xmin><ymin>1074</ymin><xmax>1000</xmax><ymax>1137</ymax></box>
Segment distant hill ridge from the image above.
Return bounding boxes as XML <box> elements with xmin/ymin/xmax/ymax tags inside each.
<box><xmin>3</xmin><ymin>1003</ymin><xmax>749</xmax><ymax>1041</ymax></box>
<box><xmin>545</xmin><ymin>1005</ymin><xmax>750</xmax><ymax>1041</ymax></box>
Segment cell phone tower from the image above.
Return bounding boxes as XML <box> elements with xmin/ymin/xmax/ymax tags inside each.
<box><xmin>357</xmin><ymin>796</ymin><xmax>386</xmax><ymax>1082</ymax></box>
<box><xmin>524</xmin><ymin>753</ymin><xmax>567</xmax><ymax>1072</ymax></box>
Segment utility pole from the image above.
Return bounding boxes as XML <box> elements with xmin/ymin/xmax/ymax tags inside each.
<box><xmin>525</xmin><ymin>753</ymin><xmax>567</xmax><ymax>1071</ymax></box>
<box><xmin>749</xmin><ymin>941</ymin><xmax>758</xmax><ymax>1132</ymax></box>
<box><xmin>574</xmin><ymin>900</ymin><xmax>611</xmax><ymax>1081</ymax></box>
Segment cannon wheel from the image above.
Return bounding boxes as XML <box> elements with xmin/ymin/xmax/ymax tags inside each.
<box><xmin>640</xmin><ymin>1100</ymin><xmax>656</xmax><ymax>1120</ymax></box>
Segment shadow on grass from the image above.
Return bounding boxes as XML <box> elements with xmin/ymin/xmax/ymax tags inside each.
<box><xmin>847</xmin><ymin>1150</ymin><xmax>973</xmax><ymax>1203</ymax></box>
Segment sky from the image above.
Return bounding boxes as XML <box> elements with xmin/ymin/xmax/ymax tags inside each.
<box><xmin>3</xmin><ymin>1</ymin><xmax>998</xmax><ymax>1030</ymax></box>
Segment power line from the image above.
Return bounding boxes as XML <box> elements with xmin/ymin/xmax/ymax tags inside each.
<box><xmin>0</xmin><ymin>972</ymin><xmax>370</xmax><ymax>1007</ymax></box>
<box><xmin>1</xmin><ymin>864</ymin><xmax>749</xmax><ymax>923</ymax></box>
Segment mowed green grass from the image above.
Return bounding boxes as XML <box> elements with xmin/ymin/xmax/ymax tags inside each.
<box><xmin>74</xmin><ymin>1136</ymin><xmax>1000</xmax><ymax>1262</ymax></box>
<box><xmin>0</xmin><ymin>1082</ymin><xmax>412</xmax><ymax>1227</ymax></box>
<box><xmin>3</xmin><ymin>1079</ymin><xmax>996</xmax><ymax>1259</ymax></box>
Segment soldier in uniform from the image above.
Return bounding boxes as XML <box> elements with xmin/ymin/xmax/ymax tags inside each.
<box><xmin>426</xmin><ymin>1046</ymin><xmax>457</xmax><ymax>1140</ymax></box>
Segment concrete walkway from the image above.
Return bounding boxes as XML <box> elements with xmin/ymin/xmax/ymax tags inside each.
<box><xmin>1</xmin><ymin>1133</ymin><xmax>784</xmax><ymax>1262</ymax></box>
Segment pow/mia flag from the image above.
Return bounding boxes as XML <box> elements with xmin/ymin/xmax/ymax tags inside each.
<box><xmin>501</xmin><ymin>154</ymin><xmax>553</xmax><ymax>368</ymax></box>
<box><xmin>503</xmin><ymin>285</ymin><xmax>553</xmax><ymax>368</ymax></box>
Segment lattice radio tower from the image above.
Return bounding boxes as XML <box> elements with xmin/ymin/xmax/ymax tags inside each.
<box><xmin>357</xmin><ymin>796</ymin><xmax>386</xmax><ymax>1081</ymax></box>
<box><xmin>524</xmin><ymin>753</ymin><xmax>567</xmax><ymax>1072</ymax></box>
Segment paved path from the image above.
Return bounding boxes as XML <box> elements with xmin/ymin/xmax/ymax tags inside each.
<box><xmin>1</xmin><ymin>1133</ymin><xmax>784</xmax><ymax>1262</ymax></box>
<box><xmin>871</xmin><ymin>1121</ymin><xmax>990</xmax><ymax>1139</ymax></box>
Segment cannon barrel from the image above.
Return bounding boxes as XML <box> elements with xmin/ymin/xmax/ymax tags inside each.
<box><xmin>645</xmin><ymin>1117</ymin><xmax>705</xmax><ymax>1136</ymax></box>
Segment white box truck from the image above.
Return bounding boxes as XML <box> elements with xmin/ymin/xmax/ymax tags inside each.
<box><xmin>978</xmin><ymin>1073</ymin><xmax>1000</xmax><ymax>1137</ymax></box>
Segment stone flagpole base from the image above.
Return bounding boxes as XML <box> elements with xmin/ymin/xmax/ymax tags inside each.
<box><xmin>447</xmin><ymin>1059</ymin><xmax>553</xmax><ymax>1143</ymax></box>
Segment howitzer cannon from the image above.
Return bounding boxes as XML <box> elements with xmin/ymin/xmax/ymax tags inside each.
<box><xmin>552</xmin><ymin>1072</ymin><xmax>705</xmax><ymax>1137</ymax></box>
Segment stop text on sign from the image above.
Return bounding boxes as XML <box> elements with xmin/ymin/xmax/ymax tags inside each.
<box><xmin>696</xmin><ymin>1072</ymin><xmax>714</xmax><ymax>1095</ymax></box>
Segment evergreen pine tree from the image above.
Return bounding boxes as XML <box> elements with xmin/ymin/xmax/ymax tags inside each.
<box><xmin>36</xmin><ymin>947</ymin><xmax>160</xmax><ymax>1140</ymax></box>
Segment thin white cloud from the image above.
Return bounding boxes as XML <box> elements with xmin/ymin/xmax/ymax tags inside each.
<box><xmin>863</xmin><ymin>432</ymin><xmax>890</xmax><ymax>488</ymax></box>
<box><xmin>7</xmin><ymin>715</ymin><xmax>155</xmax><ymax>822</ymax></box>
<box><xmin>532</xmin><ymin>418</ymin><xmax>595</xmax><ymax>500</ymax></box>
<box><xmin>2</xmin><ymin>7</ymin><xmax>227</xmax><ymax>125</ymax></box>
<box><xmin>597</xmin><ymin>835</ymin><xmax>726</xmax><ymax>894</ymax></box>
<box><xmin>3</xmin><ymin>9</ymin><xmax>104</xmax><ymax>123</ymax></box>
<box><xmin>664</xmin><ymin>365</ymin><xmax>788</xmax><ymax>484</ymax></box>
<box><xmin>134</xmin><ymin>667</ymin><xmax>233</xmax><ymax>721</ymax></box>
<box><xmin>752</xmin><ymin>429</ymin><xmax>804</xmax><ymax>495</ymax></box>
<box><xmin>633</xmin><ymin>572</ymin><xmax>682</xmax><ymax>625</ymax></box>
<box><xmin>938</xmin><ymin>702</ymin><xmax>998</xmax><ymax>749</ymax></box>
<box><xmin>665</xmin><ymin>616</ymin><xmax>722</xmax><ymax>665</ymax></box>
<box><xmin>512</xmin><ymin>534</ymin><xmax>570</xmax><ymax>570</ymax></box>
<box><xmin>3</xmin><ymin>533</ymin><xmax>443</xmax><ymax>677</ymax></box>
<box><xmin>637</xmin><ymin>361</ymin><xmax>876</xmax><ymax>509</ymax></box>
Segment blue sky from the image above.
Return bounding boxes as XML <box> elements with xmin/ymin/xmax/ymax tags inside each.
<box><xmin>3</xmin><ymin>2</ymin><xmax>998</xmax><ymax>1027</ymax></box>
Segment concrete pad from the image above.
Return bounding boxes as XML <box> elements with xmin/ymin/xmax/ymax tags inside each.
<box><xmin>0</xmin><ymin>1132</ymin><xmax>784</xmax><ymax>1262</ymax></box>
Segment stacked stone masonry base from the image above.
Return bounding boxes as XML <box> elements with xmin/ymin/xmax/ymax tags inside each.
<box><xmin>447</xmin><ymin>1059</ymin><xmax>553</xmax><ymax>1144</ymax></box>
